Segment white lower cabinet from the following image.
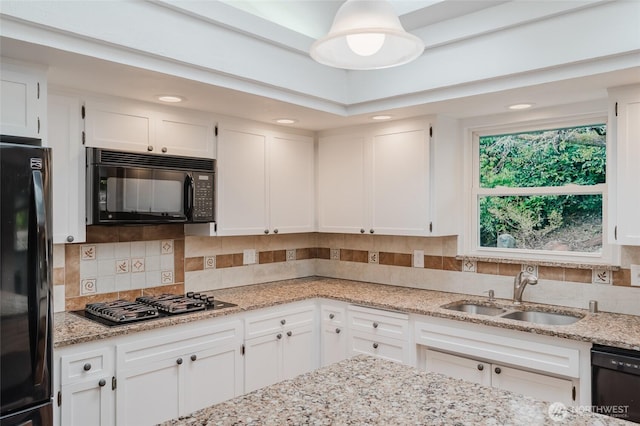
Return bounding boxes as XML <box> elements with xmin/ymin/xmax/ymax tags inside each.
<box><xmin>347</xmin><ymin>305</ymin><xmax>411</xmax><ymax>364</ymax></box>
<box><xmin>320</xmin><ymin>302</ymin><xmax>348</xmax><ymax>367</ymax></box>
<box><xmin>424</xmin><ymin>349</ymin><xmax>574</xmax><ymax>405</ymax></box>
<box><xmin>243</xmin><ymin>303</ymin><xmax>317</xmax><ymax>393</ymax></box>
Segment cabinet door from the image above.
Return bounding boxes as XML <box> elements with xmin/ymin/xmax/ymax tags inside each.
<box><xmin>614</xmin><ymin>92</ymin><xmax>640</xmax><ymax>245</ymax></box>
<box><xmin>424</xmin><ymin>350</ymin><xmax>491</xmax><ymax>386</ymax></box>
<box><xmin>282</xmin><ymin>325</ymin><xmax>316</xmax><ymax>380</ymax></box>
<box><xmin>321</xmin><ymin>324</ymin><xmax>347</xmax><ymax>367</ymax></box>
<box><xmin>0</xmin><ymin>64</ymin><xmax>44</xmax><ymax>138</ymax></box>
<box><xmin>47</xmin><ymin>94</ymin><xmax>86</xmax><ymax>244</ymax></box>
<box><xmin>155</xmin><ymin>112</ymin><xmax>214</xmax><ymax>158</ymax></box>
<box><xmin>269</xmin><ymin>134</ymin><xmax>315</xmax><ymax>234</ymax></box>
<box><xmin>370</xmin><ymin>127</ymin><xmax>429</xmax><ymax>235</ymax></box>
<box><xmin>491</xmin><ymin>364</ymin><xmax>574</xmax><ymax>406</ymax></box>
<box><xmin>60</xmin><ymin>377</ymin><xmax>114</xmax><ymax>426</ymax></box>
<box><xmin>217</xmin><ymin>127</ymin><xmax>268</xmax><ymax>235</ymax></box>
<box><xmin>84</xmin><ymin>99</ymin><xmax>154</xmax><ymax>152</ymax></box>
<box><xmin>182</xmin><ymin>343</ymin><xmax>244</xmax><ymax>415</ymax></box>
<box><xmin>116</xmin><ymin>359</ymin><xmax>180</xmax><ymax>426</ymax></box>
<box><xmin>244</xmin><ymin>333</ymin><xmax>281</xmax><ymax>393</ymax></box>
<box><xmin>317</xmin><ymin>134</ymin><xmax>367</xmax><ymax>233</ymax></box>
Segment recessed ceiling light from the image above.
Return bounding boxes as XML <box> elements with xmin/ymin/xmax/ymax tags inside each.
<box><xmin>275</xmin><ymin>118</ymin><xmax>298</xmax><ymax>124</ymax></box>
<box><xmin>371</xmin><ymin>115</ymin><xmax>392</xmax><ymax>120</ymax></box>
<box><xmin>157</xmin><ymin>95</ymin><xmax>185</xmax><ymax>103</ymax></box>
<box><xmin>508</xmin><ymin>103</ymin><xmax>534</xmax><ymax>110</ymax></box>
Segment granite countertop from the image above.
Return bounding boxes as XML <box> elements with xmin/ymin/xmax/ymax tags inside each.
<box><xmin>160</xmin><ymin>355</ymin><xmax>630</xmax><ymax>426</ymax></box>
<box><xmin>54</xmin><ymin>277</ymin><xmax>640</xmax><ymax>350</ymax></box>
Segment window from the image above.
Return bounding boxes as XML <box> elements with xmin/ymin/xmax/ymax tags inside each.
<box><xmin>470</xmin><ymin>120</ymin><xmax>612</xmax><ymax>263</ymax></box>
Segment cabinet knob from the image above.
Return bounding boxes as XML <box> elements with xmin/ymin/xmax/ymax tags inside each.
<box><xmin>360</xmin><ymin>228</ymin><xmax>365</xmax><ymax>234</ymax></box>
<box><xmin>98</xmin><ymin>379</ymin><xmax>106</xmax><ymax>387</ymax></box>
<box><xmin>372</xmin><ymin>342</ymin><xmax>379</xmax><ymax>349</ymax></box>
<box><xmin>477</xmin><ymin>364</ymin><xmax>484</xmax><ymax>371</ymax></box>
<box><xmin>335</xmin><ymin>328</ymin><xmax>341</xmax><ymax>334</ymax></box>
<box><xmin>329</xmin><ymin>313</ymin><xmax>335</xmax><ymax>319</ymax></box>
<box><xmin>191</xmin><ymin>354</ymin><xmax>197</xmax><ymax>362</ymax></box>
<box><xmin>276</xmin><ymin>333</ymin><xmax>282</xmax><ymax>340</ymax></box>
<box><xmin>494</xmin><ymin>367</ymin><xmax>501</xmax><ymax>374</ymax></box>
<box><xmin>147</xmin><ymin>145</ymin><xmax>154</xmax><ymax>152</ymax></box>
<box><xmin>280</xmin><ymin>319</ymin><xmax>286</xmax><ymax>325</ymax></box>
<box><xmin>264</xmin><ymin>229</ymin><xmax>269</xmax><ymax>234</ymax></box>
<box><xmin>370</xmin><ymin>229</ymin><xmax>375</xmax><ymax>234</ymax></box>
<box><xmin>66</xmin><ymin>235</ymin><xmax>74</xmax><ymax>243</ymax></box>
<box><xmin>161</xmin><ymin>147</ymin><xmax>168</xmax><ymax>153</ymax></box>
<box><xmin>287</xmin><ymin>331</ymin><xmax>292</xmax><ymax>337</ymax></box>
<box><xmin>83</xmin><ymin>363</ymin><xmax>92</xmax><ymax>371</ymax></box>
<box><xmin>176</xmin><ymin>358</ymin><xmax>183</xmax><ymax>365</ymax></box>
<box><xmin>372</xmin><ymin>322</ymin><xmax>379</xmax><ymax>329</ymax></box>
<box><xmin>273</xmin><ymin>229</ymin><xmax>279</xmax><ymax>234</ymax></box>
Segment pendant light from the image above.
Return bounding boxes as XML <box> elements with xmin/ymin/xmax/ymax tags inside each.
<box><xmin>310</xmin><ymin>0</ymin><xmax>424</xmax><ymax>70</ymax></box>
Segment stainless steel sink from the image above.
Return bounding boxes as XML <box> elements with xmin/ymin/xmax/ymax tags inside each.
<box><xmin>444</xmin><ymin>303</ymin><xmax>507</xmax><ymax>316</ymax></box>
<box><xmin>500</xmin><ymin>310</ymin><xmax>583</xmax><ymax>325</ymax></box>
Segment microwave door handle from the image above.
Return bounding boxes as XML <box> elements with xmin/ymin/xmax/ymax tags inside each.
<box><xmin>31</xmin><ymin>170</ymin><xmax>50</xmax><ymax>387</ymax></box>
<box><xmin>184</xmin><ymin>175</ymin><xmax>194</xmax><ymax>220</ymax></box>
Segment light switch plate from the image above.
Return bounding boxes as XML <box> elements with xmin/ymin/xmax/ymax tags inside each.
<box><xmin>413</xmin><ymin>250</ymin><xmax>424</xmax><ymax>268</ymax></box>
<box><xmin>243</xmin><ymin>249</ymin><xmax>256</xmax><ymax>265</ymax></box>
<box><xmin>631</xmin><ymin>264</ymin><xmax>640</xmax><ymax>287</ymax></box>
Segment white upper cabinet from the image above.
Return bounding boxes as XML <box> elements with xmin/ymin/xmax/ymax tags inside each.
<box><xmin>217</xmin><ymin>122</ymin><xmax>314</xmax><ymax>236</ymax></box>
<box><xmin>318</xmin><ymin>117</ymin><xmax>461</xmax><ymax>236</ymax></box>
<box><xmin>1</xmin><ymin>60</ymin><xmax>47</xmax><ymax>139</ymax></box>
<box><xmin>47</xmin><ymin>93</ymin><xmax>86</xmax><ymax>244</ymax></box>
<box><xmin>84</xmin><ymin>96</ymin><xmax>215</xmax><ymax>158</ymax></box>
<box><xmin>608</xmin><ymin>85</ymin><xmax>640</xmax><ymax>246</ymax></box>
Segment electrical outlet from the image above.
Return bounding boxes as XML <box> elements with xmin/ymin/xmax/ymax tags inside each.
<box><xmin>242</xmin><ymin>249</ymin><xmax>256</xmax><ymax>265</ymax></box>
<box><xmin>631</xmin><ymin>264</ymin><xmax>640</xmax><ymax>287</ymax></box>
<box><xmin>413</xmin><ymin>250</ymin><xmax>424</xmax><ymax>268</ymax></box>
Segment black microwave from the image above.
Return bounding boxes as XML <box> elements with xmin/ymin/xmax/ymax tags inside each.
<box><xmin>86</xmin><ymin>148</ymin><xmax>215</xmax><ymax>225</ymax></box>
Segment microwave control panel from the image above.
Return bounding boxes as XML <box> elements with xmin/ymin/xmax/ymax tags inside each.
<box><xmin>192</xmin><ymin>172</ymin><xmax>214</xmax><ymax>221</ymax></box>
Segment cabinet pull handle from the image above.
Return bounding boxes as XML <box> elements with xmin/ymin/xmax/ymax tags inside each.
<box><xmin>98</xmin><ymin>379</ymin><xmax>106</xmax><ymax>387</ymax></box>
<box><xmin>176</xmin><ymin>358</ymin><xmax>183</xmax><ymax>365</ymax></box>
<box><xmin>494</xmin><ymin>367</ymin><xmax>501</xmax><ymax>374</ymax></box>
<box><xmin>287</xmin><ymin>331</ymin><xmax>292</xmax><ymax>337</ymax></box>
<box><xmin>372</xmin><ymin>322</ymin><xmax>379</xmax><ymax>329</ymax></box>
<box><xmin>329</xmin><ymin>313</ymin><xmax>335</xmax><ymax>319</ymax></box>
<box><xmin>372</xmin><ymin>343</ymin><xmax>379</xmax><ymax>349</ymax></box>
<box><xmin>273</xmin><ymin>229</ymin><xmax>279</xmax><ymax>234</ymax></box>
<box><xmin>276</xmin><ymin>333</ymin><xmax>282</xmax><ymax>340</ymax></box>
<box><xmin>147</xmin><ymin>145</ymin><xmax>154</xmax><ymax>152</ymax></box>
<box><xmin>83</xmin><ymin>363</ymin><xmax>92</xmax><ymax>371</ymax></box>
<box><xmin>360</xmin><ymin>228</ymin><xmax>365</xmax><ymax>234</ymax></box>
<box><xmin>335</xmin><ymin>328</ymin><xmax>341</xmax><ymax>334</ymax></box>
<box><xmin>66</xmin><ymin>235</ymin><xmax>74</xmax><ymax>242</ymax></box>
<box><xmin>477</xmin><ymin>364</ymin><xmax>484</xmax><ymax>371</ymax></box>
<box><xmin>280</xmin><ymin>319</ymin><xmax>286</xmax><ymax>325</ymax></box>
<box><xmin>264</xmin><ymin>229</ymin><xmax>269</xmax><ymax>234</ymax></box>
<box><xmin>37</xmin><ymin>117</ymin><xmax>41</xmax><ymax>134</ymax></box>
<box><xmin>191</xmin><ymin>354</ymin><xmax>197</xmax><ymax>361</ymax></box>
<box><xmin>161</xmin><ymin>147</ymin><xmax>168</xmax><ymax>153</ymax></box>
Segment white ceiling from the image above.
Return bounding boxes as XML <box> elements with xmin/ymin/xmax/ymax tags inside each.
<box><xmin>1</xmin><ymin>0</ymin><xmax>638</xmax><ymax>131</ymax></box>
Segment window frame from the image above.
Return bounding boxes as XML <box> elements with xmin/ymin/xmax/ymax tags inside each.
<box><xmin>465</xmin><ymin>115</ymin><xmax>616</xmax><ymax>265</ymax></box>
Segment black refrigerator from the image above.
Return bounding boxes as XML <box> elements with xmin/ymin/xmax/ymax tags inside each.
<box><xmin>0</xmin><ymin>135</ymin><xmax>53</xmax><ymax>426</ymax></box>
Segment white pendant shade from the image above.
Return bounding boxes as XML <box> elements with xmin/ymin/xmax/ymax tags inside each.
<box><xmin>310</xmin><ymin>0</ymin><xmax>424</xmax><ymax>70</ymax></box>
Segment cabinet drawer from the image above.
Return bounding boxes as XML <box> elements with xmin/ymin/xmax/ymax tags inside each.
<box><xmin>350</xmin><ymin>331</ymin><xmax>407</xmax><ymax>364</ymax></box>
<box><xmin>320</xmin><ymin>304</ymin><xmax>345</xmax><ymax>325</ymax></box>
<box><xmin>245</xmin><ymin>305</ymin><xmax>314</xmax><ymax>339</ymax></box>
<box><xmin>60</xmin><ymin>348</ymin><xmax>113</xmax><ymax>385</ymax></box>
<box><xmin>348</xmin><ymin>305</ymin><xmax>408</xmax><ymax>340</ymax></box>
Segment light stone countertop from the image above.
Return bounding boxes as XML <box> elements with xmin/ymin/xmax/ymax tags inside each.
<box><xmin>160</xmin><ymin>355</ymin><xmax>631</xmax><ymax>426</ymax></box>
<box><xmin>54</xmin><ymin>276</ymin><xmax>640</xmax><ymax>351</ymax></box>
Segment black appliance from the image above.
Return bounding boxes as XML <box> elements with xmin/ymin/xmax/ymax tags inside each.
<box><xmin>71</xmin><ymin>292</ymin><xmax>237</xmax><ymax>327</ymax></box>
<box><xmin>0</xmin><ymin>136</ymin><xmax>53</xmax><ymax>426</ymax></box>
<box><xmin>86</xmin><ymin>148</ymin><xmax>215</xmax><ymax>225</ymax></box>
<box><xmin>592</xmin><ymin>344</ymin><xmax>640</xmax><ymax>423</ymax></box>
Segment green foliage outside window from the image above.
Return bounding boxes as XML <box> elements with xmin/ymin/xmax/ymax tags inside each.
<box><xmin>479</xmin><ymin>125</ymin><xmax>606</xmax><ymax>252</ymax></box>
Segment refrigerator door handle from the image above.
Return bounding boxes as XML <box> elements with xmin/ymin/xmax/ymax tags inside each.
<box><xmin>31</xmin><ymin>170</ymin><xmax>49</xmax><ymax>387</ymax></box>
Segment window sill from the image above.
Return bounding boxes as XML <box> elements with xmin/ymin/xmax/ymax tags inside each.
<box><xmin>456</xmin><ymin>255</ymin><xmax>619</xmax><ymax>271</ymax></box>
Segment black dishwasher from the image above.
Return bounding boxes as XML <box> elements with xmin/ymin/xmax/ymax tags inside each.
<box><xmin>591</xmin><ymin>344</ymin><xmax>640</xmax><ymax>423</ymax></box>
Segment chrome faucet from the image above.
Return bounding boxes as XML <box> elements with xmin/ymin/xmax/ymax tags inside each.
<box><xmin>513</xmin><ymin>272</ymin><xmax>538</xmax><ymax>305</ymax></box>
